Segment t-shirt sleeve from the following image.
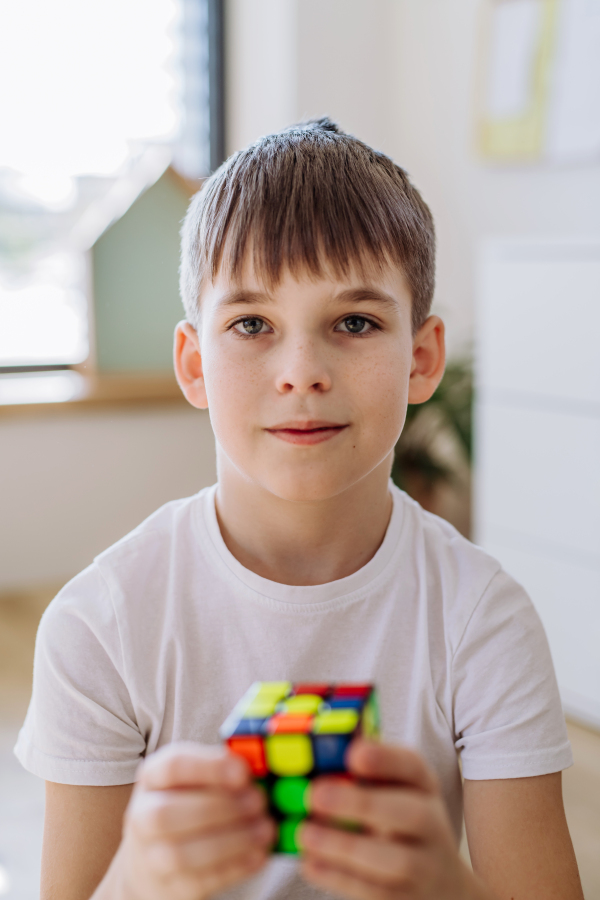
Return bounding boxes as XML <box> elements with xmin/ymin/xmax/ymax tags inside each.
<box><xmin>453</xmin><ymin>568</ymin><xmax>573</xmax><ymax>780</ymax></box>
<box><xmin>14</xmin><ymin>565</ymin><xmax>146</xmax><ymax>785</ymax></box>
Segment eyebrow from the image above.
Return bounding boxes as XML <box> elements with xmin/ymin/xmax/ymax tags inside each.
<box><xmin>333</xmin><ymin>287</ymin><xmax>400</xmax><ymax>309</ymax></box>
<box><xmin>215</xmin><ymin>286</ymin><xmax>400</xmax><ymax>309</ymax></box>
<box><xmin>215</xmin><ymin>289</ymin><xmax>275</xmax><ymax>308</ymax></box>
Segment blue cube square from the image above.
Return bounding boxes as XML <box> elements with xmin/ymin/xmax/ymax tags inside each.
<box><xmin>312</xmin><ymin>733</ymin><xmax>352</xmax><ymax>772</ymax></box>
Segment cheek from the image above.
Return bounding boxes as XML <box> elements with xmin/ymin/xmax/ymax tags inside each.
<box><xmin>201</xmin><ymin>340</ymin><xmax>266</xmax><ymax>433</ymax></box>
<box><xmin>351</xmin><ymin>346</ymin><xmax>411</xmax><ymax>431</ymax></box>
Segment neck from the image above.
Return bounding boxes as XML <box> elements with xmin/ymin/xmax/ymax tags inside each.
<box><xmin>214</xmin><ymin>455</ymin><xmax>394</xmax><ymax>586</ymax></box>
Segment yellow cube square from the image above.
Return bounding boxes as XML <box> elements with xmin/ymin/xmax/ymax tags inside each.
<box><xmin>280</xmin><ymin>694</ymin><xmax>324</xmax><ymax>715</ymax></box>
<box><xmin>313</xmin><ymin>709</ymin><xmax>359</xmax><ymax>734</ymax></box>
<box><xmin>266</xmin><ymin>734</ymin><xmax>314</xmax><ymax>776</ymax></box>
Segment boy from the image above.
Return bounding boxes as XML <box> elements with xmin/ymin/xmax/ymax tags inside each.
<box><xmin>16</xmin><ymin>120</ymin><xmax>582</xmax><ymax>900</ymax></box>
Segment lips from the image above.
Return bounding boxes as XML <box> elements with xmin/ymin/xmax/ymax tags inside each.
<box><xmin>265</xmin><ymin>420</ymin><xmax>349</xmax><ymax>446</ymax></box>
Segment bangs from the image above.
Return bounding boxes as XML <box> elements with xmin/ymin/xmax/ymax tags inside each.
<box><xmin>180</xmin><ymin>120</ymin><xmax>435</xmax><ymax>332</ymax></box>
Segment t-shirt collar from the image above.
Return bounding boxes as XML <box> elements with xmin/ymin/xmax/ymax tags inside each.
<box><xmin>197</xmin><ymin>482</ymin><xmax>405</xmax><ymax>606</ymax></box>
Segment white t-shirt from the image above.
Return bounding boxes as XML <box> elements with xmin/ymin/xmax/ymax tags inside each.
<box><xmin>16</xmin><ymin>483</ymin><xmax>572</xmax><ymax>900</ymax></box>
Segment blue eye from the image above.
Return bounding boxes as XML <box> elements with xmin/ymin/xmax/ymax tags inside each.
<box><xmin>234</xmin><ymin>317</ymin><xmax>267</xmax><ymax>335</ymax></box>
<box><xmin>337</xmin><ymin>316</ymin><xmax>374</xmax><ymax>334</ymax></box>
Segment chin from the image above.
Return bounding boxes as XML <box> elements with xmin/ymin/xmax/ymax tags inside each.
<box><xmin>257</xmin><ymin>465</ymin><xmax>366</xmax><ymax>504</ymax></box>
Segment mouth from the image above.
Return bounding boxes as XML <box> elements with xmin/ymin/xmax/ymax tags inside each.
<box><xmin>264</xmin><ymin>420</ymin><xmax>349</xmax><ymax>446</ymax></box>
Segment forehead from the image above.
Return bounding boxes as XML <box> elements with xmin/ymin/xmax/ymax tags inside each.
<box><xmin>202</xmin><ymin>256</ymin><xmax>412</xmax><ymax>312</ymax></box>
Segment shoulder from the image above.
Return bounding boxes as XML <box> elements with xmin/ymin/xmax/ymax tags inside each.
<box><xmin>389</xmin><ymin>492</ymin><xmax>571</xmax><ymax>777</ymax></box>
<box><xmin>36</xmin><ymin>562</ymin><xmax>119</xmax><ymax>670</ymax></box>
<box><xmin>39</xmin><ymin>487</ymin><xmax>214</xmax><ymax>663</ymax></box>
<box><xmin>94</xmin><ymin>487</ymin><xmax>211</xmax><ymax>582</ymax></box>
<box><xmin>89</xmin><ymin>487</ymin><xmax>215</xmax><ymax>621</ymax></box>
<box><xmin>391</xmin><ymin>485</ymin><xmax>521</xmax><ymax>651</ymax></box>
<box><xmin>393</xmin><ymin>484</ymin><xmax>499</xmax><ymax>576</ymax></box>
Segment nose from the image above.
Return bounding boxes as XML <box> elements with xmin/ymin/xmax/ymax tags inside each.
<box><xmin>274</xmin><ymin>340</ymin><xmax>332</xmax><ymax>395</ymax></box>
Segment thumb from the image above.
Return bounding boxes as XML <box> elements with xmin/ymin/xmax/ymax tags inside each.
<box><xmin>347</xmin><ymin>739</ymin><xmax>440</xmax><ymax>794</ymax></box>
<box><xmin>138</xmin><ymin>742</ymin><xmax>251</xmax><ymax>791</ymax></box>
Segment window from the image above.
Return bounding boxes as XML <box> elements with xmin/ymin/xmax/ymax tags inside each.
<box><xmin>0</xmin><ymin>0</ymin><xmax>223</xmax><ymax>371</ymax></box>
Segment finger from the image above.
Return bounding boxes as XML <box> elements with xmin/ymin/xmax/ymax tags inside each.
<box><xmin>347</xmin><ymin>739</ymin><xmax>439</xmax><ymax>793</ymax></box>
<box><xmin>139</xmin><ymin>743</ymin><xmax>251</xmax><ymax>791</ymax></box>
<box><xmin>300</xmin><ymin>821</ymin><xmax>426</xmax><ymax>889</ymax></box>
<box><xmin>146</xmin><ymin>817</ymin><xmax>275</xmax><ymax>875</ymax></box>
<box><xmin>195</xmin><ymin>848</ymin><xmax>268</xmax><ymax>897</ymax></box>
<box><xmin>309</xmin><ymin>779</ymin><xmax>441</xmax><ymax>839</ymax></box>
<box><xmin>173</xmin><ymin>848</ymin><xmax>268</xmax><ymax>899</ymax></box>
<box><xmin>132</xmin><ymin>786</ymin><xmax>266</xmax><ymax>839</ymax></box>
<box><xmin>301</xmin><ymin>856</ymin><xmax>405</xmax><ymax>900</ymax></box>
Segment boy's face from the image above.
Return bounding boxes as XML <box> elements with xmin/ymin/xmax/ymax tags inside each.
<box><xmin>175</xmin><ymin>262</ymin><xmax>444</xmax><ymax>503</ymax></box>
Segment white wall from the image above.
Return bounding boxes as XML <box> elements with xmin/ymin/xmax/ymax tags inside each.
<box><xmin>475</xmin><ymin>238</ymin><xmax>600</xmax><ymax>728</ymax></box>
<box><xmin>294</xmin><ymin>0</ymin><xmax>395</xmax><ymax>154</ymax></box>
<box><xmin>225</xmin><ymin>0</ymin><xmax>297</xmax><ymax>152</ymax></box>
<box><xmin>390</xmin><ymin>0</ymin><xmax>600</xmax><ymax>351</ymax></box>
<box><xmin>225</xmin><ymin>0</ymin><xmax>397</xmax><ymax>162</ymax></box>
<box><xmin>0</xmin><ymin>407</ymin><xmax>216</xmax><ymax>591</ymax></box>
<box><xmin>225</xmin><ymin>0</ymin><xmax>600</xmax><ymax>354</ymax></box>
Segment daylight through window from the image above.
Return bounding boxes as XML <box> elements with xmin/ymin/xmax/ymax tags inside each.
<box><xmin>0</xmin><ymin>0</ymin><xmax>212</xmax><ymax>369</ymax></box>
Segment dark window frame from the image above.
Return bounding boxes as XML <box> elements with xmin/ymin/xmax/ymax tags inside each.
<box><xmin>208</xmin><ymin>0</ymin><xmax>226</xmax><ymax>172</ymax></box>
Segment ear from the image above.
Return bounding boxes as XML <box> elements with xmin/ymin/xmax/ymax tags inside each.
<box><xmin>174</xmin><ymin>321</ymin><xmax>209</xmax><ymax>410</ymax></box>
<box><xmin>407</xmin><ymin>315</ymin><xmax>446</xmax><ymax>404</ymax></box>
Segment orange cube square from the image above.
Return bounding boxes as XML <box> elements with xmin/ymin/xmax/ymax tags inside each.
<box><xmin>227</xmin><ymin>736</ymin><xmax>267</xmax><ymax>776</ymax></box>
<box><xmin>267</xmin><ymin>713</ymin><xmax>313</xmax><ymax>734</ymax></box>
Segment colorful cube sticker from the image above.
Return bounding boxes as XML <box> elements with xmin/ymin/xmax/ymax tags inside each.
<box><xmin>279</xmin><ymin>694</ymin><xmax>324</xmax><ymax>714</ymax></box>
<box><xmin>220</xmin><ymin>682</ymin><xmax>380</xmax><ymax>854</ymax></box>
<box><xmin>267</xmin><ymin>713</ymin><xmax>313</xmax><ymax>734</ymax></box>
<box><xmin>312</xmin><ymin>732</ymin><xmax>353</xmax><ymax>771</ymax></box>
<box><xmin>313</xmin><ymin>710</ymin><xmax>360</xmax><ymax>733</ymax></box>
<box><xmin>266</xmin><ymin>734</ymin><xmax>314</xmax><ymax>776</ymax></box>
<box><xmin>227</xmin><ymin>736</ymin><xmax>268</xmax><ymax>777</ymax></box>
<box><xmin>292</xmin><ymin>683</ymin><xmax>330</xmax><ymax>697</ymax></box>
<box><xmin>272</xmin><ymin>777</ymin><xmax>311</xmax><ymax>815</ymax></box>
<box><xmin>276</xmin><ymin>816</ymin><xmax>304</xmax><ymax>854</ymax></box>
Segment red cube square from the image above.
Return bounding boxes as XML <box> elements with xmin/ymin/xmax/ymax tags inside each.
<box><xmin>292</xmin><ymin>683</ymin><xmax>330</xmax><ymax>697</ymax></box>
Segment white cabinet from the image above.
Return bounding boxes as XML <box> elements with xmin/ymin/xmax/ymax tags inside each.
<box><xmin>475</xmin><ymin>238</ymin><xmax>600</xmax><ymax>729</ymax></box>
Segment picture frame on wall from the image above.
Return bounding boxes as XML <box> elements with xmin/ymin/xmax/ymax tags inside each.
<box><xmin>477</xmin><ymin>0</ymin><xmax>600</xmax><ymax>164</ymax></box>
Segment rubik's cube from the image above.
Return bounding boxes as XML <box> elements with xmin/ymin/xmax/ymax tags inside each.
<box><xmin>219</xmin><ymin>681</ymin><xmax>380</xmax><ymax>854</ymax></box>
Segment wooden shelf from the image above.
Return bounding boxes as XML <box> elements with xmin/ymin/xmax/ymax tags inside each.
<box><xmin>0</xmin><ymin>370</ymin><xmax>189</xmax><ymax>419</ymax></box>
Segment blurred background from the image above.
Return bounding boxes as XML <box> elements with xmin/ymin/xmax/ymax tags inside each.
<box><xmin>0</xmin><ymin>0</ymin><xmax>598</xmax><ymax>896</ymax></box>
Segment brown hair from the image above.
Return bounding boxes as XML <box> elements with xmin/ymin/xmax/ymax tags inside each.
<box><xmin>180</xmin><ymin>118</ymin><xmax>436</xmax><ymax>333</ymax></box>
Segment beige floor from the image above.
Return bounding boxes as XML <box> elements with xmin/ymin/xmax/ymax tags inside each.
<box><xmin>0</xmin><ymin>588</ymin><xmax>53</xmax><ymax>900</ymax></box>
<box><xmin>1</xmin><ymin>587</ymin><xmax>599</xmax><ymax>899</ymax></box>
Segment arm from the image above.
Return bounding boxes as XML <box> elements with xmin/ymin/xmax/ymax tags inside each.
<box><xmin>463</xmin><ymin>773</ymin><xmax>583</xmax><ymax>900</ymax></box>
<box><xmin>42</xmin><ymin>783</ymin><xmax>133</xmax><ymax>900</ymax></box>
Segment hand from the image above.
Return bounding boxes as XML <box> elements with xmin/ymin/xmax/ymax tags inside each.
<box><xmin>108</xmin><ymin>743</ymin><xmax>275</xmax><ymax>900</ymax></box>
<box><xmin>298</xmin><ymin>739</ymin><xmax>490</xmax><ymax>900</ymax></box>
